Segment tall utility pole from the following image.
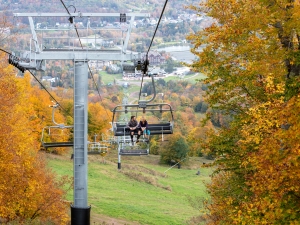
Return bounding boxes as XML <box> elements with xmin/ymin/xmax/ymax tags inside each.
<box><xmin>13</xmin><ymin>12</ymin><xmax>149</xmax><ymax>225</ymax></box>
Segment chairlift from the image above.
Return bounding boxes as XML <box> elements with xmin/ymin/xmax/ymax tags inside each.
<box><xmin>101</xmin><ymin>129</ymin><xmax>118</xmax><ymax>144</ymax></box>
<box><xmin>117</xmin><ymin>136</ymin><xmax>149</xmax><ymax>156</ymax></box>
<box><xmin>111</xmin><ymin>103</ymin><xmax>174</xmax><ymax>137</ymax></box>
<box><xmin>111</xmin><ymin>71</ymin><xmax>174</xmax><ymax>138</ymax></box>
<box><xmin>112</xmin><ymin>65</ymin><xmax>174</xmax><ymax>159</ymax></box>
<box><xmin>88</xmin><ymin>142</ymin><xmax>109</xmax><ymax>155</ymax></box>
<box><xmin>41</xmin><ymin>104</ymin><xmax>73</xmax><ymax>149</ymax></box>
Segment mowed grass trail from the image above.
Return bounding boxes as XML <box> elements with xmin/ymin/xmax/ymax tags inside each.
<box><xmin>46</xmin><ymin>152</ymin><xmax>212</xmax><ymax>225</ymax></box>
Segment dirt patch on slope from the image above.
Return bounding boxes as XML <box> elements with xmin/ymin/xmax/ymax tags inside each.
<box><xmin>91</xmin><ymin>213</ymin><xmax>140</xmax><ymax>225</ymax></box>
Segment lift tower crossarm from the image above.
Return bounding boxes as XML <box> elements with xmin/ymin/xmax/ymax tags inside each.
<box><xmin>13</xmin><ymin>12</ymin><xmax>150</xmax><ymax>17</ymax></box>
<box><xmin>13</xmin><ymin>12</ymin><xmax>149</xmax><ymax>62</ymax></box>
<box><xmin>24</xmin><ymin>51</ymin><xmax>137</xmax><ymax>61</ymax></box>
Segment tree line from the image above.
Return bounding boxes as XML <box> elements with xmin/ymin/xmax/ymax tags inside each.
<box><xmin>187</xmin><ymin>0</ymin><xmax>300</xmax><ymax>223</ymax></box>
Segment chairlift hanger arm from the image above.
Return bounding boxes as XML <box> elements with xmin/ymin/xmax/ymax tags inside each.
<box><xmin>138</xmin><ymin>72</ymin><xmax>156</xmax><ymax>106</ymax></box>
<box><xmin>50</xmin><ymin>104</ymin><xmax>74</xmax><ymax>127</ymax></box>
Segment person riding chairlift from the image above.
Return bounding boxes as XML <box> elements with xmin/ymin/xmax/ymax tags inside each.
<box><xmin>126</xmin><ymin>116</ymin><xmax>140</xmax><ymax>145</ymax></box>
<box><xmin>138</xmin><ymin>116</ymin><xmax>150</xmax><ymax>141</ymax></box>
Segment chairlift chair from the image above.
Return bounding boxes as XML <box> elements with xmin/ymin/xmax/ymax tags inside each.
<box><xmin>111</xmin><ymin>102</ymin><xmax>174</xmax><ymax>157</ymax></box>
<box><xmin>41</xmin><ymin>126</ymin><xmax>73</xmax><ymax>149</ymax></box>
<box><xmin>111</xmin><ymin>68</ymin><xmax>174</xmax><ymax>137</ymax></box>
<box><xmin>88</xmin><ymin>142</ymin><xmax>109</xmax><ymax>155</ymax></box>
<box><xmin>117</xmin><ymin>136</ymin><xmax>149</xmax><ymax>156</ymax></box>
<box><xmin>111</xmin><ymin>69</ymin><xmax>174</xmax><ymax>157</ymax></box>
<box><xmin>41</xmin><ymin>104</ymin><xmax>73</xmax><ymax>149</ymax></box>
<box><xmin>111</xmin><ymin>103</ymin><xmax>174</xmax><ymax>137</ymax></box>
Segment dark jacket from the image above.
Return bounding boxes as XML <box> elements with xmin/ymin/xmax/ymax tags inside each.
<box><xmin>127</xmin><ymin>120</ymin><xmax>138</xmax><ymax>128</ymax></box>
<box><xmin>139</xmin><ymin>120</ymin><xmax>148</xmax><ymax>129</ymax></box>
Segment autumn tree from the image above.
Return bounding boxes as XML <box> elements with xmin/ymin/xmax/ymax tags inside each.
<box><xmin>0</xmin><ymin>54</ymin><xmax>71</xmax><ymax>224</ymax></box>
<box><xmin>149</xmin><ymin>137</ymin><xmax>160</xmax><ymax>155</ymax></box>
<box><xmin>187</xmin><ymin>120</ymin><xmax>214</xmax><ymax>157</ymax></box>
<box><xmin>88</xmin><ymin>102</ymin><xmax>113</xmax><ymax>140</ymax></box>
<box><xmin>160</xmin><ymin>132</ymin><xmax>189</xmax><ymax>164</ymax></box>
<box><xmin>188</xmin><ymin>0</ymin><xmax>300</xmax><ymax>223</ymax></box>
<box><xmin>28</xmin><ymin>81</ymin><xmax>74</xmax><ymax>154</ymax></box>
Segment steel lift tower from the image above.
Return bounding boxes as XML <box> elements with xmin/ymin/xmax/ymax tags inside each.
<box><xmin>13</xmin><ymin>12</ymin><xmax>149</xmax><ymax>225</ymax></box>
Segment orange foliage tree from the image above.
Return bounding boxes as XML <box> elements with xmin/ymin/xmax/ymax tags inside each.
<box><xmin>188</xmin><ymin>0</ymin><xmax>300</xmax><ymax>223</ymax></box>
<box><xmin>187</xmin><ymin>120</ymin><xmax>214</xmax><ymax>157</ymax></box>
<box><xmin>0</xmin><ymin>54</ymin><xmax>71</xmax><ymax>224</ymax></box>
<box><xmin>88</xmin><ymin>102</ymin><xmax>113</xmax><ymax>141</ymax></box>
<box><xmin>28</xmin><ymin>78</ymin><xmax>73</xmax><ymax>154</ymax></box>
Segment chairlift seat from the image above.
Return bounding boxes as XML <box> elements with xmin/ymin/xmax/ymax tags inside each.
<box><xmin>119</xmin><ymin>149</ymin><xmax>149</xmax><ymax>156</ymax></box>
<box><xmin>113</xmin><ymin>122</ymin><xmax>173</xmax><ymax>136</ymax></box>
<box><xmin>41</xmin><ymin>105</ymin><xmax>74</xmax><ymax>150</ymax></box>
<box><xmin>42</xmin><ymin>141</ymin><xmax>73</xmax><ymax>149</ymax></box>
<box><xmin>88</xmin><ymin>142</ymin><xmax>109</xmax><ymax>155</ymax></box>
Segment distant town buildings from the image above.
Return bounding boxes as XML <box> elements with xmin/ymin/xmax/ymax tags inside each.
<box><xmin>42</xmin><ymin>76</ymin><xmax>56</xmax><ymax>83</ymax></box>
<box><xmin>142</xmin><ymin>51</ymin><xmax>165</xmax><ymax>65</ymax></box>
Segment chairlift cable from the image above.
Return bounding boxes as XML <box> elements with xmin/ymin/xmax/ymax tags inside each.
<box><xmin>137</xmin><ymin>0</ymin><xmax>169</xmax><ymax>103</ymax></box>
<box><xmin>59</xmin><ymin>0</ymin><xmax>112</xmax><ymax>121</ymax></box>
<box><xmin>146</xmin><ymin>0</ymin><xmax>169</xmax><ymax>57</ymax></box>
<box><xmin>0</xmin><ymin>48</ymin><xmax>12</xmax><ymax>55</ymax></box>
<box><xmin>28</xmin><ymin>70</ymin><xmax>73</xmax><ymax>118</ymax></box>
<box><xmin>1</xmin><ymin>48</ymin><xmax>72</xmax><ymax>118</ymax></box>
<box><xmin>59</xmin><ymin>0</ymin><xmax>71</xmax><ymax>14</ymax></box>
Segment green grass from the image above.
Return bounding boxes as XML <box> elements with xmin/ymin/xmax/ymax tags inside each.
<box><xmin>100</xmin><ymin>72</ymin><xmax>123</xmax><ymax>85</ymax></box>
<box><xmin>99</xmin><ymin>71</ymin><xmax>206</xmax><ymax>88</ymax></box>
<box><xmin>163</xmin><ymin>73</ymin><xmax>207</xmax><ymax>84</ymax></box>
<box><xmin>46</xmin><ymin>152</ymin><xmax>212</xmax><ymax>225</ymax></box>
<box><xmin>127</xmin><ymin>84</ymin><xmax>141</xmax><ymax>93</ymax></box>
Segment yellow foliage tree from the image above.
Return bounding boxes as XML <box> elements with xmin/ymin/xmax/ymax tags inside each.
<box><xmin>88</xmin><ymin>102</ymin><xmax>112</xmax><ymax>140</ymax></box>
<box><xmin>28</xmin><ymin>77</ymin><xmax>73</xmax><ymax>154</ymax></box>
<box><xmin>187</xmin><ymin>121</ymin><xmax>214</xmax><ymax>157</ymax></box>
<box><xmin>0</xmin><ymin>54</ymin><xmax>71</xmax><ymax>224</ymax></box>
<box><xmin>188</xmin><ymin>0</ymin><xmax>300</xmax><ymax>223</ymax></box>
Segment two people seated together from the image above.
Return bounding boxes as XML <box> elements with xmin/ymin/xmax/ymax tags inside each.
<box><xmin>127</xmin><ymin>116</ymin><xmax>150</xmax><ymax>144</ymax></box>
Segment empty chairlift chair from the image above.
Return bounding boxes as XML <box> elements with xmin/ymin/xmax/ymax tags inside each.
<box><xmin>88</xmin><ymin>141</ymin><xmax>109</xmax><ymax>155</ymax></box>
<box><xmin>41</xmin><ymin>104</ymin><xmax>73</xmax><ymax>150</ymax></box>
